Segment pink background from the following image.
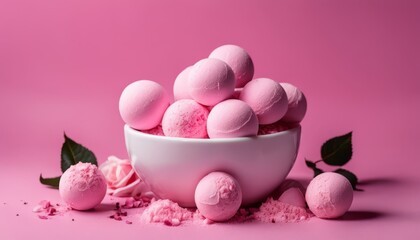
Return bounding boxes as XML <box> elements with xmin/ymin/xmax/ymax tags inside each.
<box><xmin>1</xmin><ymin>0</ymin><xmax>419</xmax><ymax>239</ymax></box>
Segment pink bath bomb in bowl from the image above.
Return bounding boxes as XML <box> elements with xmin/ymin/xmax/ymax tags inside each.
<box><xmin>59</xmin><ymin>162</ymin><xmax>107</xmax><ymax>211</ymax></box>
<box><xmin>195</xmin><ymin>172</ymin><xmax>242</xmax><ymax>222</ymax></box>
<box><xmin>279</xmin><ymin>83</ymin><xmax>307</xmax><ymax>123</ymax></box>
<box><xmin>305</xmin><ymin>172</ymin><xmax>353</xmax><ymax>219</ymax></box>
<box><xmin>207</xmin><ymin>99</ymin><xmax>258</xmax><ymax>138</ymax></box>
<box><xmin>239</xmin><ymin>78</ymin><xmax>288</xmax><ymax>125</ymax></box>
<box><xmin>173</xmin><ymin>66</ymin><xmax>193</xmax><ymax>101</ymax></box>
<box><xmin>209</xmin><ymin>44</ymin><xmax>254</xmax><ymax>88</ymax></box>
<box><xmin>162</xmin><ymin>99</ymin><xmax>209</xmax><ymax>138</ymax></box>
<box><xmin>188</xmin><ymin>58</ymin><xmax>235</xmax><ymax>106</ymax></box>
<box><xmin>119</xmin><ymin>80</ymin><xmax>170</xmax><ymax>130</ymax></box>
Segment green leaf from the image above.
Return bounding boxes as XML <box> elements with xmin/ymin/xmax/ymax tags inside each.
<box><xmin>39</xmin><ymin>174</ymin><xmax>61</xmax><ymax>188</ymax></box>
<box><xmin>334</xmin><ymin>168</ymin><xmax>361</xmax><ymax>191</ymax></box>
<box><xmin>61</xmin><ymin>133</ymin><xmax>97</xmax><ymax>173</ymax></box>
<box><xmin>305</xmin><ymin>159</ymin><xmax>324</xmax><ymax>178</ymax></box>
<box><xmin>321</xmin><ymin>132</ymin><xmax>353</xmax><ymax>166</ymax></box>
<box><xmin>305</xmin><ymin>159</ymin><xmax>316</xmax><ymax>168</ymax></box>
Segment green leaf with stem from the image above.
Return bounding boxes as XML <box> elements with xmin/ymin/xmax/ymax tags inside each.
<box><xmin>39</xmin><ymin>175</ymin><xmax>61</xmax><ymax>188</ymax></box>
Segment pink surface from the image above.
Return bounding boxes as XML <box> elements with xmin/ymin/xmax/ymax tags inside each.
<box><xmin>1</xmin><ymin>0</ymin><xmax>419</xmax><ymax>239</ymax></box>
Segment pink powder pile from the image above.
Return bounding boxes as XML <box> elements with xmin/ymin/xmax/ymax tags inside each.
<box><xmin>32</xmin><ymin>200</ymin><xmax>70</xmax><ymax>220</ymax></box>
<box><xmin>254</xmin><ymin>198</ymin><xmax>313</xmax><ymax>223</ymax></box>
<box><xmin>140</xmin><ymin>197</ymin><xmax>312</xmax><ymax>226</ymax></box>
<box><xmin>141</xmin><ymin>199</ymin><xmax>197</xmax><ymax>226</ymax></box>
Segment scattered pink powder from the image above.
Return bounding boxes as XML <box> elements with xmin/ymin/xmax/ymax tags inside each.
<box><xmin>141</xmin><ymin>199</ymin><xmax>195</xmax><ymax>226</ymax></box>
<box><xmin>254</xmin><ymin>198</ymin><xmax>313</xmax><ymax>223</ymax></box>
<box><xmin>33</xmin><ymin>200</ymin><xmax>71</xmax><ymax>219</ymax></box>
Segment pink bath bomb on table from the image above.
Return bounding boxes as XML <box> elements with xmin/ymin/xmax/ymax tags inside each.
<box><xmin>270</xmin><ymin>179</ymin><xmax>306</xmax><ymax>208</ymax></box>
<box><xmin>59</xmin><ymin>162</ymin><xmax>107</xmax><ymax>211</ymax></box>
<box><xmin>188</xmin><ymin>58</ymin><xmax>235</xmax><ymax>106</ymax></box>
<box><xmin>195</xmin><ymin>172</ymin><xmax>242</xmax><ymax>222</ymax></box>
<box><xmin>173</xmin><ymin>66</ymin><xmax>192</xmax><ymax>101</ymax></box>
<box><xmin>162</xmin><ymin>99</ymin><xmax>209</xmax><ymax>138</ymax></box>
<box><xmin>207</xmin><ymin>99</ymin><xmax>258</xmax><ymax>138</ymax></box>
<box><xmin>280</xmin><ymin>83</ymin><xmax>307</xmax><ymax>123</ymax></box>
<box><xmin>239</xmin><ymin>78</ymin><xmax>288</xmax><ymax>125</ymax></box>
<box><xmin>305</xmin><ymin>172</ymin><xmax>353</xmax><ymax>219</ymax></box>
<box><xmin>279</xmin><ymin>188</ymin><xmax>306</xmax><ymax>208</ymax></box>
<box><xmin>119</xmin><ymin>80</ymin><xmax>170</xmax><ymax>130</ymax></box>
<box><xmin>209</xmin><ymin>44</ymin><xmax>254</xmax><ymax>88</ymax></box>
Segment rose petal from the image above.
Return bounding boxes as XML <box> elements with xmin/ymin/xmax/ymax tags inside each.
<box><xmin>113</xmin><ymin>168</ymin><xmax>136</xmax><ymax>189</ymax></box>
<box><xmin>112</xmin><ymin>179</ymin><xmax>141</xmax><ymax>197</ymax></box>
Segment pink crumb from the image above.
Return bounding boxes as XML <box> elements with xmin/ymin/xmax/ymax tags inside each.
<box><xmin>254</xmin><ymin>198</ymin><xmax>313</xmax><ymax>223</ymax></box>
<box><xmin>33</xmin><ymin>200</ymin><xmax>70</xmax><ymax>219</ymax></box>
<box><xmin>141</xmin><ymin>199</ymin><xmax>194</xmax><ymax>226</ymax></box>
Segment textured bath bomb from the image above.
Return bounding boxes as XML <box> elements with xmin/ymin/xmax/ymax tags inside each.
<box><xmin>162</xmin><ymin>99</ymin><xmax>209</xmax><ymax>138</ymax></box>
<box><xmin>209</xmin><ymin>44</ymin><xmax>254</xmax><ymax>88</ymax></box>
<box><xmin>119</xmin><ymin>80</ymin><xmax>170</xmax><ymax>130</ymax></box>
<box><xmin>173</xmin><ymin>66</ymin><xmax>192</xmax><ymax>101</ymax></box>
<box><xmin>279</xmin><ymin>83</ymin><xmax>307</xmax><ymax>123</ymax></box>
<box><xmin>239</xmin><ymin>78</ymin><xmax>288</xmax><ymax>125</ymax></box>
<box><xmin>195</xmin><ymin>172</ymin><xmax>242</xmax><ymax>222</ymax></box>
<box><xmin>188</xmin><ymin>58</ymin><xmax>235</xmax><ymax>106</ymax></box>
<box><xmin>305</xmin><ymin>172</ymin><xmax>353</xmax><ymax>219</ymax></box>
<box><xmin>59</xmin><ymin>162</ymin><xmax>107</xmax><ymax>211</ymax></box>
<box><xmin>207</xmin><ymin>99</ymin><xmax>258</xmax><ymax>138</ymax></box>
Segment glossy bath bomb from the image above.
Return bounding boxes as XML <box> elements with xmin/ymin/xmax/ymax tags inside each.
<box><xmin>119</xmin><ymin>80</ymin><xmax>170</xmax><ymax>130</ymax></box>
<box><xmin>239</xmin><ymin>78</ymin><xmax>288</xmax><ymax>125</ymax></box>
<box><xmin>209</xmin><ymin>44</ymin><xmax>254</xmax><ymax>88</ymax></box>
<box><xmin>162</xmin><ymin>99</ymin><xmax>209</xmax><ymax>138</ymax></box>
<box><xmin>279</xmin><ymin>82</ymin><xmax>307</xmax><ymax>123</ymax></box>
<box><xmin>195</xmin><ymin>172</ymin><xmax>242</xmax><ymax>222</ymax></box>
<box><xmin>188</xmin><ymin>58</ymin><xmax>235</xmax><ymax>106</ymax></box>
<box><xmin>59</xmin><ymin>162</ymin><xmax>107</xmax><ymax>211</ymax></box>
<box><xmin>173</xmin><ymin>66</ymin><xmax>192</xmax><ymax>101</ymax></box>
<box><xmin>305</xmin><ymin>172</ymin><xmax>353</xmax><ymax>219</ymax></box>
<box><xmin>207</xmin><ymin>99</ymin><xmax>258</xmax><ymax>138</ymax></box>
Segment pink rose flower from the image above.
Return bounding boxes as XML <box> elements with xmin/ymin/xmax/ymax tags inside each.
<box><xmin>99</xmin><ymin>156</ymin><xmax>152</xmax><ymax>198</ymax></box>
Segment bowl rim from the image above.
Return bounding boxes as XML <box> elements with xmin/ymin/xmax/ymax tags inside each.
<box><xmin>124</xmin><ymin>124</ymin><xmax>301</xmax><ymax>143</ymax></box>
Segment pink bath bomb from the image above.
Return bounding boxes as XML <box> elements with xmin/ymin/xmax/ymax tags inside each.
<box><xmin>119</xmin><ymin>80</ymin><xmax>170</xmax><ymax>130</ymax></box>
<box><xmin>195</xmin><ymin>172</ymin><xmax>242</xmax><ymax>222</ymax></box>
<box><xmin>173</xmin><ymin>66</ymin><xmax>192</xmax><ymax>101</ymax></box>
<box><xmin>209</xmin><ymin>44</ymin><xmax>254</xmax><ymax>88</ymax></box>
<box><xmin>279</xmin><ymin>83</ymin><xmax>307</xmax><ymax>123</ymax></box>
<box><xmin>162</xmin><ymin>99</ymin><xmax>209</xmax><ymax>138</ymax></box>
<box><xmin>305</xmin><ymin>172</ymin><xmax>353</xmax><ymax>219</ymax></box>
<box><xmin>239</xmin><ymin>78</ymin><xmax>288</xmax><ymax>125</ymax></box>
<box><xmin>188</xmin><ymin>58</ymin><xmax>235</xmax><ymax>106</ymax></box>
<box><xmin>207</xmin><ymin>99</ymin><xmax>258</xmax><ymax>138</ymax></box>
<box><xmin>279</xmin><ymin>188</ymin><xmax>306</xmax><ymax>208</ymax></box>
<box><xmin>59</xmin><ymin>162</ymin><xmax>107</xmax><ymax>211</ymax></box>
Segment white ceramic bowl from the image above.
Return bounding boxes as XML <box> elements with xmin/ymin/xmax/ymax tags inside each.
<box><xmin>125</xmin><ymin>124</ymin><xmax>301</xmax><ymax>207</ymax></box>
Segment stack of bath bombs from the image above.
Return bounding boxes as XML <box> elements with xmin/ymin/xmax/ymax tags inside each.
<box><xmin>119</xmin><ymin>44</ymin><xmax>307</xmax><ymax>139</ymax></box>
<box><xmin>118</xmin><ymin>44</ymin><xmax>309</xmax><ymax>222</ymax></box>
